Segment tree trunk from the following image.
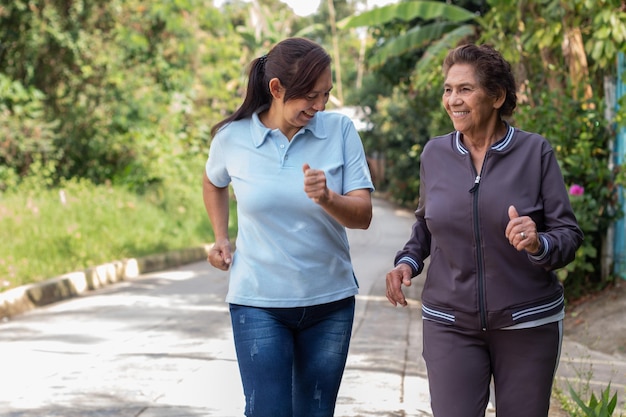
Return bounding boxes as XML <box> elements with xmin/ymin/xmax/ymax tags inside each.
<box><xmin>562</xmin><ymin>26</ymin><xmax>594</xmax><ymax>102</ymax></box>
<box><xmin>327</xmin><ymin>0</ymin><xmax>343</xmax><ymax>105</ymax></box>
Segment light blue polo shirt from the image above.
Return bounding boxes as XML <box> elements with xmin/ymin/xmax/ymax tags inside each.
<box><xmin>206</xmin><ymin>107</ymin><xmax>374</xmax><ymax>307</ymax></box>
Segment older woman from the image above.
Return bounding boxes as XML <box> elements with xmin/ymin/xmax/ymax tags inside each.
<box><xmin>385</xmin><ymin>44</ymin><xmax>583</xmax><ymax>417</ymax></box>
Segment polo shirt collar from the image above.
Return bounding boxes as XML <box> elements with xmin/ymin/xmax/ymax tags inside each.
<box><xmin>303</xmin><ymin>112</ymin><xmax>328</xmax><ymax>140</ymax></box>
<box><xmin>251</xmin><ymin>106</ymin><xmax>327</xmax><ymax>147</ymax></box>
<box><xmin>251</xmin><ymin>107</ymin><xmax>272</xmax><ymax>147</ymax></box>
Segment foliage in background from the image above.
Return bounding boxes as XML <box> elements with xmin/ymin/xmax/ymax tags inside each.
<box><xmin>359</xmin><ymin>81</ymin><xmax>452</xmax><ymax>206</ymax></box>
<box><xmin>0</xmin><ymin>73</ymin><xmax>59</xmax><ymax>191</ymax></box>
<box><xmin>0</xmin><ymin>175</ymin><xmax>239</xmax><ymax>291</ymax></box>
<box><xmin>339</xmin><ymin>0</ymin><xmax>480</xmax><ymax>73</ymax></box>
<box><xmin>0</xmin><ymin>0</ymin><xmax>244</xmax><ymax>193</ymax></box>
<box><xmin>0</xmin><ymin>0</ymin><xmax>251</xmax><ymax>289</ymax></box>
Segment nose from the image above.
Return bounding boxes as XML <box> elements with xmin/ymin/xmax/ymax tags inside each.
<box><xmin>448</xmin><ymin>90</ymin><xmax>463</xmax><ymax>105</ymax></box>
<box><xmin>313</xmin><ymin>96</ymin><xmax>327</xmax><ymax>111</ymax></box>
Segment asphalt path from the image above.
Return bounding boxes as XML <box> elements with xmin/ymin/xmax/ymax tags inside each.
<box><xmin>1</xmin><ymin>197</ymin><xmax>624</xmax><ymax>416</ymax></box>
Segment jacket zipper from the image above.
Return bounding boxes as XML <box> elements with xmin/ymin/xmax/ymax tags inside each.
<box><xmin>469</xmin><ymin>161</ymin><xmax>488</xmax><ymax>330</ymax></box>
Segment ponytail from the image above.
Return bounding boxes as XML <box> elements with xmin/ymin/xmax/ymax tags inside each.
<box><xmin>210</xmin><ymin>56</ymin><xmax>271</xmax><ymax>137</ymax></box>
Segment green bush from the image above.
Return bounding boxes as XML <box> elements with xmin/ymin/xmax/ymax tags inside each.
<box><xmin>0</xmin><ymin>74</ymin><xmax>59</xmax><ymax>191</ymax></box>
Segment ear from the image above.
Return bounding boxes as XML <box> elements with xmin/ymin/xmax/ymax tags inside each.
<box><xmin>494</xmin><ymin>88</ymin><xmax>506</xmax><ymax>110</ymax></box>
<box><xmin>268</xmin><ymin>78</ymin><xmax>283</xmax><ymax>100</ymax></box>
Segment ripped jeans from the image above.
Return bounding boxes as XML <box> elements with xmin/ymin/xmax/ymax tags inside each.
<box><xmin>229</xmin><ymin>297</ymin><xmax>355</xmax><ymax>417</ymax></box>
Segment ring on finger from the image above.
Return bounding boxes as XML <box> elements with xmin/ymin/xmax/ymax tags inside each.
<box><xmin>520</xmin><ymin>231</ymin><xmax>527</xmax><ymax>239</ymax></box>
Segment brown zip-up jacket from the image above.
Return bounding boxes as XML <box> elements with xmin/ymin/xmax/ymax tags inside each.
<box><xmin>395</xmin><ymin>125</ymin><xmax>584</xmax><ymax>330</ymax></box>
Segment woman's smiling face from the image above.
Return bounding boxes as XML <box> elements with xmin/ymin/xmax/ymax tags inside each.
<box><xmin>284</xmin><ymin>66</ymin><xmax>332</xmax><ymax>128</ymax></box>
<box><xmin>442</xmin><ymin>63</ymin><xmax>501</xmax><ymax>139</ymax></box>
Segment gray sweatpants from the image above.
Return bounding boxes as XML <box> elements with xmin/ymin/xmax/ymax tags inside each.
<box><xmin>422</xmin><ymin>319</ymin><xmax>562</xmax><ymax>417</ymax></box>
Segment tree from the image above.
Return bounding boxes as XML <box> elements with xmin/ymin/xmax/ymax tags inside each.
<box><xmin>480</xmin><ymin>0</ymin><xmax>626</xmax><ymax>103</ymax></box>
<box><xmin>338</xmin><ymin>0</ymin><xmax>478</xmax><ymax>89</ymax></box>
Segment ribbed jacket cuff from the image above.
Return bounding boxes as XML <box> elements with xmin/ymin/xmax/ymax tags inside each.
<box><xmin>396</xmin><ymin>256</ymin><xmax>421</xmax><ymax>277</ymax></box>
<box><xmin>528</xmin><ymin>234</ymin><xmax>550</xmax><ymax>261</ymax></box>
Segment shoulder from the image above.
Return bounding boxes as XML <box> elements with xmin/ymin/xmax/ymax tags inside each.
<box><xmin>511</xmin><ymin>128</ymin><xmax>554</xmax><ymax>153</ymax></box>
<box><xmin>215</xmin><ymin>118</ymin><xmax>252</xmax><ymax>135</ymax></box>
<box><xmin>212</xmin><ymin>118</ymin><xmax>253</xmax><ymax>144</ymax></box>
<box><xmin>306</xmin><ymin>110</ymin><xmax>360</xmax><ymax>140</ymax></box>
<box><xmin>423</xmin><ymin>131</ymin><xmax>456</xmax><ymax>154</ymax></box>
<box><xmin>513</xmin><ymin>128</ymin><xmax>547</xmax><ymax>142</ymax></box>
<box><xmin>318</xmin><ymin>110</ymin><xmax>355</xmax><ymax>129</ymax></box>
<box><xmin>428</xmin><ymin>131</ymin><xmax>456</xmax><ymax>143</ymax></box>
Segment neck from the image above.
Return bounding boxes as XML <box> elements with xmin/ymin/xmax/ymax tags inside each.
<box><xmin>462</xmin><ymin>120</ymin><xmax>506</xmax><ymax>151</ymax></box>
<box><xmin>260</xmin><ymin>104</ymin><xmax>299</xmax><ymax>140</ymax></box>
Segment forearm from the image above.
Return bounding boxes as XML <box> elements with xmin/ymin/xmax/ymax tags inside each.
<box><xmin>317</xmin><ymin>188</ymin><xmax>372</xmax><ymax>229</ymax></box>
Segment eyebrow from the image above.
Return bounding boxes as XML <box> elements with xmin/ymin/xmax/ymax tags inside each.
<box><xmin>443</xmin><ymin>82</ymin><xmax>474</xmax><ymax>88</ymax></box>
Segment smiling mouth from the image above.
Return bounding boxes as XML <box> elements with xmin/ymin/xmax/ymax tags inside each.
<box><xmin>303</xmin><ymin>111</ymin><xmax>316</xmax><ymax>117</ymax></box>
<box><xmin>452</xmin><ymin>111</ymin><xmax>469</xmax><ymax>117</ymax></box>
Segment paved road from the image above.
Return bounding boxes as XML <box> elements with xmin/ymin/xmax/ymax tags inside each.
<box><xmin>1</xmin><ymin>197</ymin><xmax>625</xmax><ymax>416</ymax></box>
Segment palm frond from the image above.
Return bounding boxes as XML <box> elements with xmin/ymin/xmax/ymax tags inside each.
<box><xmin>338</xmin><ymin>1</ymin><xmax>475</xmax><ymax>30</ymax></box>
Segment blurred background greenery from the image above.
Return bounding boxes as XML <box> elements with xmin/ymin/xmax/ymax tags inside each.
<box><xmin>1</xmin><ymin>0</ymin><xmax>625</xmax><ymax>302</ymax></box>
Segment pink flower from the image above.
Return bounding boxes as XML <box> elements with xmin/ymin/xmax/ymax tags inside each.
<box><xmin>569</xmin><ymin>184</ymin><xmax>584</xmax><ymax>196</ymax></box>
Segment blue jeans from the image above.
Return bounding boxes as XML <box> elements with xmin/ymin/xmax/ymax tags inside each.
<box><xmin>229</xmin><ymin>297</ymin><xmax>355</xmax><ymax>417</ymax></box>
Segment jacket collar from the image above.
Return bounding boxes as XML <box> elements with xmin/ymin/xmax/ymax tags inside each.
<box><xmin>454</xmin><ymin>123</ymin><xmax>515</xmax><ymax>155</ymax></box>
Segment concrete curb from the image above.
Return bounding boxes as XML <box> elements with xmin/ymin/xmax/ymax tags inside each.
<box><xmin>0</xmin><ymin>245</ymin><xmax>211</xmax><ymax>320</ymax></box>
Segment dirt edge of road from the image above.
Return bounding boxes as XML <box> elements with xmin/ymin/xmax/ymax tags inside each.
<box><xmin>563</xmin><ymin>279</ymin><xmax>626</xmax><ymax>357</ymax></box>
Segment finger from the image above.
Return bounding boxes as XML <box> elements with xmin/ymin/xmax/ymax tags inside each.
<box><xmin>505</xmin><ymin>205</ymin><xmax>521</xmax><ymax>239</ymax></box>
<box><xmin>385</xmin><ymin>273</ymin><xmax>399</xmax><ymax>305</ymax></box>
<box><xmin>302</xmin><ymin>163</ymin><xmax>311</xmax><ymax>174</ymax></box>
<box><xmin>222</xmin><ymin>246</ymin><xmax>232</xmax><ymax>265</ymax></box>
<box><xmin>208</xmin><ymin>253</ymin><xmax>229</xmax><ymax>271</ymax></box>
<box><xmin>208</xmin><ymin>241</ymin><xmax>232</xmax><ymax>270</ymax></box>
<box><xmin>519</xmin><ymin>230</ymin><xmax>540</xmax><ymax>253</ymax></box>
<box><xmin>386</xmin><ymin>275</ymin><xmax>407</xmax><ymax>307</ymax></box>
<box><xmin>386</xmin><ymin>289</ymin><xmax>406</xmax><ymax>306</ymax></box>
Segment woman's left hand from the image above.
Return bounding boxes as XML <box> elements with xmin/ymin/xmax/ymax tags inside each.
<box><xmin>505</xmin><ymin>205</ymin><xmax>541</xmax><ymax>253</ymax></box>
<box><xmin>303</xmin><ymin>163</ymin><xmax>330</xmax><ymax>204</ymax></box>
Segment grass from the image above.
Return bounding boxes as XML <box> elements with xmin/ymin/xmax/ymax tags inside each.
<box><xmin>0</xmin><ymin>178</ymin><xmax>236</xmax><ymax>291</ymax></box>
<box><xmin>553</xmin><ymin>347</ymin><xmax>625</xmax><ymax>416</ymax></box>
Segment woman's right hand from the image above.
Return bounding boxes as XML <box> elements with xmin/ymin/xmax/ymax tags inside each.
<box><xmin>385</xmin><ymin>263</ymin><xmax>413</xmax><ymax>307</ymax></box>
<box><xmin>207</xmin><ymin>238</ymin><xmax>233</xmax><ymax>271</ymax></box>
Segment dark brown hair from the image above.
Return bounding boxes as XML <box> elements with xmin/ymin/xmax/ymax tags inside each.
<box><xmin>442</xmin><ymin>44</ymin><xmax>517</xmax><ymax>118</ymax></box>
<box><xmin>210</xmin><ymin>37</ymin><xmax>331</xmax><ymax>137</ymax></box>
